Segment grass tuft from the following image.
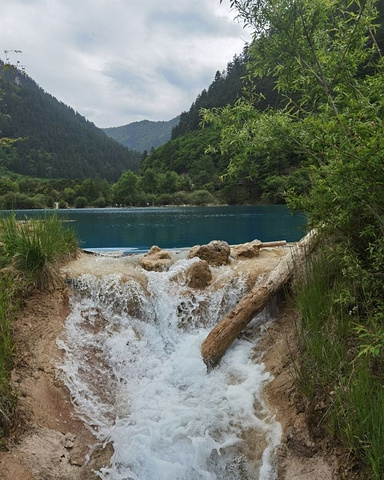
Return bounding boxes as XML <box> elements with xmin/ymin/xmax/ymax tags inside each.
<box><xmin>0</xmin><ymin>214</ymin><xmax>77</xmax><ymax>288</ymax></box>
<box><xmin>294</xmin><ymin>246</ymin><xmax>384</xmax><ymax>479</ymax></box>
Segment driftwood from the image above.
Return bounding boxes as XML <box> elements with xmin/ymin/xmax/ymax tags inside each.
<box><xmin>201</xmin><ymin>231</ymin><xmax>316</xmax><ymax>369</ymax></box>
<box><xmin>259</xmin><ymin>240</ymin><xmax>287</xmax><ymax>248</ymax></box>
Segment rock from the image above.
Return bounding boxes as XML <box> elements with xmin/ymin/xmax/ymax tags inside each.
<box><xmin>69</xmin><ymin>453</ymin><xmax>83</xmax><ymax>466</ymax></box>
<box><xmin>231</xmin><ymin>240</ymin><xmax>262</xmax><ymax>259</ymax></box>
<box><xmin>188</xmin><ymin>240</ymin><xmax>230</xmax><ymax>266</ymax></box>
<box><xmin>138</xmin><ymin>245</ymin><xmax>172</xmax><ymax>272</ymax></box>
<box><xmin>286</xmin><ymin>426</ymin><xmax>318</xmax><ymax>458</ymax></box>
<box><xmin>169</xmin><ymin>259</ymin><xmax>212</xmax><ymax>289</ymax></box>
<box><xmin>64</xmin><ymin>433</ymin><xmax>76</xmax><ymax>449</ymax></box>
<box><xmin>186</xmin><ymin>260</ymin><xmax>212</xmax><ymax>289</ymax></box>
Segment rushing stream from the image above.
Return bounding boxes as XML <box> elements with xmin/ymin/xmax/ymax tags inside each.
<box><xmin>57</xmin><ymin>257</ymin><xmax>281</xmax><ymax>480</ymax></box>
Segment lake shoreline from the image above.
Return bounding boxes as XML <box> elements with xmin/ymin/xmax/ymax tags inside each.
<box><xmin>1</xmin><ymin>201</ymin><xmax>281</xmax><ymax>212</ymax></box>
<box><xmin>5</xmin><ymin>205</ymin><xmax>307</xmax><ymax>250</ymax></box>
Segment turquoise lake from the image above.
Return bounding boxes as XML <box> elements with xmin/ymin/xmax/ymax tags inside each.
<box><xmin>7</xmin><ymin>205</ymin><xmax>306</xmax><ymax>252</ymax></box>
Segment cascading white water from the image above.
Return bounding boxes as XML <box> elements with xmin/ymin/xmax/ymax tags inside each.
<box><xmin>57</xmin><ymin>258</ymin><xmax>281</xmax><ymax>480</ymax></box>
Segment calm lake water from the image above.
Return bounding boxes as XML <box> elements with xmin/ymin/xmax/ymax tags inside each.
<box><xmin>6</xmin><ymin>205</ymin><xmax>306</xmax><ymax>252</ymax></box>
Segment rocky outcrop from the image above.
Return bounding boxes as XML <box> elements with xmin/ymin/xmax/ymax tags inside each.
<box><xmin>138</xmin><ymin>246</ymin><xmax>172</xmax><ymax>272</ymax></box>
<box><xmin>186</xmin><ymin>260</ymin><xmax>212</xmax><ymax>289</ymax></box>
<box><xmin>188</xmin><ymin>240</ymin><xmax>230</xmax><ymax>267</ymax></box>
<box><xmin>169</xmin><ymin>259</ymin><xmax>212</xmax><ymax>289</ymax></box>
<box><xmin>231</xmin><ymin>240</ymin><xmax>262</xmax><ymax>259</ymax></box>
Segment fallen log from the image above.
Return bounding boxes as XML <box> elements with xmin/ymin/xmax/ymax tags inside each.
<box><xmin>259</xmin><ymin>240</ymin><xmax>287</xmax><ymax>248</ymax></box>
<box><xmin>201</xmin><ymin>230</ymin><xmax>316</xmax><ymax>369</ymax></box>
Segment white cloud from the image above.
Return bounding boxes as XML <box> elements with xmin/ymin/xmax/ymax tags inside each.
<box><xmin>1</xmin><ymin>0</ymin><xmax>251</xmax><ymax>128</ymax></box>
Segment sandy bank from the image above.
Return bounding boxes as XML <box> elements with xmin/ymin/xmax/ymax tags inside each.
<box><xmin>0</xmin><ymin>286</ymin><xmax>112</xmax><ymax>480</ymax></box>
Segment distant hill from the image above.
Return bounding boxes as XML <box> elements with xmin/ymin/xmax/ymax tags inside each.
<box><xmin>103</xmin><ymin>117</ymin><xmax>180</xmax><ymax>153</ymax></box>
<box><xmin>0</xmin><ymin>64</ymin><xmax>141</xmax><ymax>181</ymax></box>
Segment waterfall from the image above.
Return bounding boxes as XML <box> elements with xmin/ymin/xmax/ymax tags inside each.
<box><xmin>57</xmin><ymin>257</ymin><xmax>281</xmax><ymax>480</ymax></box>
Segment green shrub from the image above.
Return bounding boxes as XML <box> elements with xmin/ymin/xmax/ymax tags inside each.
<box><xmin>333</xmin><ymin>362</ymin><xmax>384</xmax><ymax>479</ymax></box>
<box><xmin>74</xmin><ymin>196</ymin><xmax>88</xmax><ymax>208</ymax></box>
<box><xmin>134</xmin><ymin>192</ymin><xmax>155</xmax><ymax>207</ymax></box>
<box><xmin>156</xmin><ymin>193</ymin><xmax>174</xmax><ymax>205</ymax></box>
<box><xmin>188</xmin><ymin>189</ymin><xmax>217</xmax><ymax>206</ymax></box>
<box><xmin>91</xmin><ymin>196</ymin><xmax>107</xmax><ymax>208</ymax></box>
<box><xmin>0</xmin><ymin>214</ymin><xmax>78</xmax><ymax>288</ymax></box>
<box><xmin>173</xmin><ymin>191</ymin><xmax>190</xmax><ymax>205</ymax></box>
<box><xmin>295</xmin><ymin>250</ymin><xmax>351</xmax><ymax>398</ymax></box>
<box><xmin>30</xmin><ymin>194</ymin><xmax>48</xmax><ymax>209</ymax></box>
<box><xmin>0</xmin><ymin>276</ymin><xmax>17</xmax><ymax>438</ymax></box>
<box><xmin>0</xmin><ymin>277</ymin><xmax>16</xmax><ymax>388</ymax></box>
<box><xmin>295</xmin><ymin>245</ymin><xmax>384</xmax><ymax>478</ymax></box>
<box><xmin>1</xmin><ymin>192</ymin><xmax>36</xmax><ymax>210</ymax></box>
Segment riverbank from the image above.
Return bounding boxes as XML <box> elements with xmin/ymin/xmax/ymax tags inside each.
<box><xmin>258</xmin><ymin>300</ymin><xmax>345</xmax><ymax>479</ymax></box>
<box><xmin>0</xmin><ymin>286</ymin><xmax>112</xmax><ymax>480</ymax></box>
<box><xmin>0</xmin><ymin>243</ymin><xmax>344</xmax><ymax>479</ymax></box>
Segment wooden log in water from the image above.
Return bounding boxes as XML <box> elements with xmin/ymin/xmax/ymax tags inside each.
<box><xmin>201</xmin><ymin>231</ymin><xmax>316</xmax><ymax>369</ymax></box>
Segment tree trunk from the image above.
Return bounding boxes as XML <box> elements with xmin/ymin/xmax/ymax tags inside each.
<box><xmin>201</xmin><ymin>231</ymin><xmax>315</xmax><ymax>369</ymax></box>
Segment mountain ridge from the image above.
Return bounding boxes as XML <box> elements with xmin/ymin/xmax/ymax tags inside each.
<box><xmin>103</xmin><ymin>116</ymin><xmax>180</xmax><ymax>153</ymax></box>
<box><xmin>0</xmin><ymin>63</ymin><xmax>141</xmax><ymax>181</ymax></box>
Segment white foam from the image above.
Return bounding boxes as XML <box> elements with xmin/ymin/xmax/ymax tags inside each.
<box><xmin>57</xmin><ymin>259</ymin><xmax>281</xmax><ymax>479</ymax></box>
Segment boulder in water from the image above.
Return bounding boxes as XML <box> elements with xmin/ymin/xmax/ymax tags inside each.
<box><xmin>186</xmin><ymin>260</ymin><xmax>212</xmax><ymax>289</ymax></box>
<box><xmin>139</xmin><ymin>245</ymin><xmax>172</xmax><ymax>272</ymax></box>
<box><xmin>188</xmin><ymin>240</ymin><xmax>230</xmax><ymax>267</ymax></box>
<box><xmin>231</xmin><ymin>240</ymin><xmax>262</xmax><ymax>259</ymax></box>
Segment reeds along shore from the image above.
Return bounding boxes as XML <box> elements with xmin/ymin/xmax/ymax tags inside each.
<box><xmin>294</xmin><ymin>245</ymin><xmax>384</xmax><ymax>479</ymax></box>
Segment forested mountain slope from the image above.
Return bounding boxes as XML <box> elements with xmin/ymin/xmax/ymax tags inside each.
<box><xmin>171</xmin><ymin>50</ymin><xmax>280</xmax><ymax>139</ymax></box>
<box><xmin>0</xmin><ymin>65</ymin><xmax>141</xmax><ymax>181</ymax></box>
<box><xmin>139</xmin><ymin>49</ymin><xmax>301</xmax><ymax>204</ymax></box>
<box><xmin>171</xmin><ymin>52</ymin><xmax>248</xmax><ymax>139</ymax></box>
<box><xmin>103</xmin><ymin>117</ymin><xmax>180</xmax><ymax>153</ymax></box>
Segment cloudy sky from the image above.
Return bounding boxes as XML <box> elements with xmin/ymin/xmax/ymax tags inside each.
<box><xmin>1</xmin><ymin>0</ymin><xmax>251</xmax><ymax>128</ymax></box>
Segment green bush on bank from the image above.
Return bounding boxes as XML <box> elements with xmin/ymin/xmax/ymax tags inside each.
<box><xmin>295</xmin><ymin>245</ymin><xmax>384</xmax><ymax>479</ymax></box>
<box><xmin>0</xmin><ymin>215</ymin><xmax>78</xmax><ymax>288</ymax></box>
<box><xmin>0</xmin><ymin>192</ymin><xmax>53</xmax><ymax>210</ymax></box>
<box><xmin>0</xmin><ymin>214</ymin><xmax>78</xmax><ymax>439</ymax></box>
<box><xmin>0</xmin><ymin>276</ymin><xmax>17</xmax><ymax>442</ymax></box>
<box><xmin>0</xmin><ymin>278</ymin><xmax>16</xmax><ymax>384</ymax></box>
<box><xmin>0</xmin><ymin>172</ymin><xmax>273</xmax><ymax>209</ymax></box>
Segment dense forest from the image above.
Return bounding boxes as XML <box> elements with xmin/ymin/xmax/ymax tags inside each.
<box><xmin>0</xmin><ymin>64</ymin><xmax>141</xmax><ymax>181</ymax></box>
<box><xmin>103</xmin><ymin>117</ymin><xmax>180</xmax><ymax>153</ymax></box>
